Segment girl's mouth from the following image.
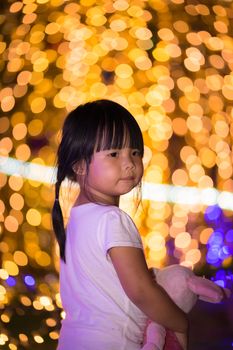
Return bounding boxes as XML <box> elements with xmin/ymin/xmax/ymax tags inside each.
<box><xmin>121</xmin><ymin>176</ymin><xmax>135</xmax><ymax>180</ymax></box>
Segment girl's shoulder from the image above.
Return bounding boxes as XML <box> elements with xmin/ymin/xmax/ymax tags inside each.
<box><xmin>70</xmin><ymin>202</ymin><xmax>132</xmax><ymax>223</ymax></box>
<box><xmin>71</xmin><ymin>202</ymin><xmax>123</xmax><ymax>214</ymax></box>
<box><xmin>69</xmin><ymin>203</ymin><xmax>140</xmax><ymax>242</ymax></box>
<box><xmin>97</xmin><ymin>205</ymin><xmax>137</xmax><ymax>231</ymax></box>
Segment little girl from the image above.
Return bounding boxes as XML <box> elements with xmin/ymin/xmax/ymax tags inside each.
<box><xmin>52</xmin><ymin>99</ymin><xmax>188</xmax><ymax>350</ymax></box>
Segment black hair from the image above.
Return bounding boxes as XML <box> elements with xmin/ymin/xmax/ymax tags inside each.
<box><xmin>52</xmin><ymin>99</ymin><xmax>144</xmax><ymax>261</ymax></box>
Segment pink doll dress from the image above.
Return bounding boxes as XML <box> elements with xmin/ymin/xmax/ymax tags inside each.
<box><xmin>164</xmin><ymin>329</ymin><xmax>183</xmax><ymax>350</ymax></box>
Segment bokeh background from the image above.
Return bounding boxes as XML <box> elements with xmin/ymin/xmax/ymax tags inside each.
<box><xmin>0</xmin><ymin>0</ymin><xmax>233</xmax><ymax>349</ymax></box>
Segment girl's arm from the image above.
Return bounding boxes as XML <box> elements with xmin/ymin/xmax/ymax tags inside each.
<box><xmin>108</xmin><ymin>246</ymin><xmax>188</xmax><ymax>334</ymax></box>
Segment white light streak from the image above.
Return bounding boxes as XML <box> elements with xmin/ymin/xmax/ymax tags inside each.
<box><xmin>1</xmin><ymin>156</ymin><xmax>233</xmax><ymax>211</ymax></box>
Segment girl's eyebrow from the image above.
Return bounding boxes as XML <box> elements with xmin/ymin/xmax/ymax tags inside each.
<box><xmin>94</xmin><ymin>148</ymin><xmax>118</xmax><ymax>155</ymax></box>
<box><xmin>97</xmin><ymin>147</ymin><xmax>140</xmax><ymax>154</ymax></box>
<box><xmin>106</xmin><ymin>147</ymin><xmax>140</xmax><ymax>151</ymax></box>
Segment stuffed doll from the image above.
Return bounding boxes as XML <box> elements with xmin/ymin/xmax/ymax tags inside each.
<box><xmin>141</xmin><ymin>264</ymin><xmax>231</xmax><ymax>350</ymax></box>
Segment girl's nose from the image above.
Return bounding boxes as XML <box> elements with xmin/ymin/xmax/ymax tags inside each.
<box><xmin>124</xmin><ymin>156</ymin><xmax>135</xmax><ymax>170</ymax></box>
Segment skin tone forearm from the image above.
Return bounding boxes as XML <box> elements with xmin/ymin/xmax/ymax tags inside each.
<box><xmin>130</xmin><ymin>275</ymin><xmax>188</xmax><ymax>333</ymax></box>
<box><xmin>109</xmin><ymin>246</ymin><xmax>188</xmax><ymax>334</ymax></box>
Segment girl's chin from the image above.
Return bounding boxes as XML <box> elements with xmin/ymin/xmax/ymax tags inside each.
<box><xmin>119</xmin><ymin>186</ymin><xmax>135</xmax><ymax>195</ymax></box>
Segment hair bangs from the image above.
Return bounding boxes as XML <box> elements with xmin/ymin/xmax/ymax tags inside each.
<box><xmin>95</xmin><ymin>111</ymin><xmax>144</xmax><ymax>156</ymax></box>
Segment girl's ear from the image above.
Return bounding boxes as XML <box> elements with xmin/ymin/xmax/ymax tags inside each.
<box><xmin>72</xmin><ymin>160</ymin><xmax>87</xmax><ymax>176</ymax></box>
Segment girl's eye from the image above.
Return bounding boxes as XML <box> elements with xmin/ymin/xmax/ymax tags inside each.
<box><xmin>108</xmin><ymin>152</ymin><xmax>119</xmax><ymax>157</ymax></box>
<box><xmin>132</xmin><ymin>150</ymin><xmax>142</xmax><ymax>156</ymax></box>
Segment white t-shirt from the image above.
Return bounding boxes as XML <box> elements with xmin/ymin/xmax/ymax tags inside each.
<box><xmin>58</xmin><ymin>203</ymin><xmax>147</xmax><ymax>350</ymax></box>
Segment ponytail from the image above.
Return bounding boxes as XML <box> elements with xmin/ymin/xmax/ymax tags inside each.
<box><xmin>52</xmin><ymin>178</ymin><xmax>66</xmax><ymax>262</ymax></box>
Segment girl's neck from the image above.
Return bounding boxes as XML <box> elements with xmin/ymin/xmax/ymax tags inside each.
<box><xmin>74</xmin><ymin>189</ymin><xmax>119</xmax><ymax>207</ymax></box>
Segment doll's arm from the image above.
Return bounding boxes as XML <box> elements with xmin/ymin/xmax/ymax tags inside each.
<box><xmin>187</xmin><ymin>276</ymin><xmax>231</xmax><ymax>303</ymax></box>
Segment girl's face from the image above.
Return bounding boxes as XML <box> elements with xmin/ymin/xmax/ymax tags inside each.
<box><xmin>78</xmin><ymin>147</ymin><xmax>143</xmax><ymax>206</ymax></box>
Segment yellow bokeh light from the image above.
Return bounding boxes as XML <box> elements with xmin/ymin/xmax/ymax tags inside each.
<box><xmin>173</xmin><ymin>20</ymin><xmax>189</xmax><ymax>33</ymax></box>
<box><xmin>15</xmin><ymin>144</ymin><xmax>31</xmax><ymax>161</ymax></box>
<box><xmin>19</xmin><ymin>333</ymin><xmax>28</xmax><ymax>343</ymax></box>
<box><xmin>13</xmin><ymin>251</ymin><xmax>28</xmax><ymax>266</ymax></box>
<box><xmin>4</xmin><ymin>216</ymin><xmax>19</xmax><ymax>233</ymax></box>
<box><xmin>199</xmin><ymin>147</ymin><xmax>216</xmax><ymax>168</ymax></box>
<box><xmin>145</xmin><ymin>165</ymin><xmax>163</xmax><ymax>184</ymax></box>
<box><xmin>172</xmin><ymin>118</ymin><xmax>187</xmax><ymax>136</ymax></box>
<box><xmin>200</xmin><ymin>228</ymin><xmax>213</xmax><ymax>244</ymax></box>
<box><xmin>0</xmin><ymin>333</ymin><xmax>8</xmax><ymax>346</ymax></box>
<box><xmin>172</xmin><ymin>169</ymin><xmax>189</xmax><ymax>186</ymax></box>
<box><xmin>1</xmin><ymin>96</ymin><xmax>15</xmax><ymax>112</ymax></box>
<box><xmin>206</xmin><ymin>74</ymin><xmax>223</xmax><ymax>91</ymax></box>
<box><xmin>115</xmin><ymin>64</ymin><xmax>133</xmax><ymax>78</ymax></box>
<box><xmin>49</xmin><ymin>331</ymin><xmax>59</xmax><ymax>340</ymax></box>
<box><xmin>20</xmin><ymin>296</ymin><xmax>32</xmax><ymax>306</ymax></box>
<box><xmin>0</xmin><ymin>117</ymin><xmax>10</xmax><ymax>134</ymax></box>
<box><xmin>0</xmin><ymin>137</ymin><xmax>13</xmax><ymax>156</ymax></box>
<box><xmin>33</xmin><ymin>57</ymin><xmax>49</xmax><ymax>72</ymax></box>
<box><xmin>7</xmin><ymin>58</ymin><xmax>24</xmax><ymax>73</ymax></box>
<box><xmin>198</xmin><ymin>175</ymin><xmax>213</xmax><ymax>188</ymax></box>
<box><xmin>175</xmin><ymin>232</ymin><xmax>191</xmax><ymax>249</ymax></box>
<box><xmin>45</xmin><ymin>22</ymin><xmax>60</xmax><ymax>35</ymax></box>
<box><xmin>135</xmin><ymin>28</ymin><xmax>152</xmax><ymax>40</ymax></box>
<box><xmin>90</xmin><ymin>82</ymin><xmax>108</xmax><ymax>97</ymax></box>
<box><xmin>34</xmin><ymin>335</ymin><xmax>44</xmax><ymax>344</ymax></box>
<box><xmin>1</xmin><ymin>314</ymin><xmax>10</xmax><ymax>323</ymax></box>
<box><xmin>26</xmin><ymin>209</ymin><xmax>41</xmax><ymax>226</ymax></box>
<box><xmin>146</xmin><ymin>231</ymin><xmax>165</xmax><ymax>251</ymax></box>
<box><xmin>113</xmin><ymin>0</ymin><xmax>129</xmax><ymax>11</ymax></box>
<box><xmin>10</xmin><ymin>2</ymin><xmax>24</xmax><ymax>13</ymax></box>
<box><xmin>152</xmin><ymin>47</ymin><xmax>170</xmax><ymax>62</ymax></box>
<box><xmin>3</xmin><ymin>261</ymin><xmax>19</xmax><ymax>276</ymax></box>
<box><xmin>0</xmin><ymin>269</ymin><xmax>9</xmax><ymax>280</ymax></box>
<box><xmin>158</xmin><ymin>28</ymin><xmax>174</xmax><ymax>41</ymax></box>
<box><xmin>12</xmin><ymin>123</ymin><xmax>27</xmax><ymax>140</ymax></box>
<box><xmin>110</xmin><ymin>19</ymin><xmax>127</xmax><ymax>32</ymax></box>
<box><xmin>40</xmin><ymin>296</ymin><xmax>52</xmax><ymax>307</ymax></box>
<box><xmin>187</xmin><ymin>116</ymin><xmax>203</xmax><ymax>133</ymax></box>
<box><xmin>148</xmin><ymin>247</ymin><xmax>167</xmax><ymax>261</ymax></box>
<box><xmin>135</xmin><ymin>56</ymin><xmax>152</xmax><ymax>70</ymax></box>
<box><xmin>9</xmin><ymin>193</ymin><xmax>24</xmax><ymax>210</ymax></box>
<box><xmin>35</xmin><ymin>251</ymin><xmax>51</xmax><ymax>266</ymax></box>
<box><xmin>185</xmin><ymin>248</ymin><xmax>201</xmax><ymax>264</ymax></box>
<box><xmin>28</xmin><ymin>119</ymin><xmax>44</xmax><ymax>136</ymax></box>
<box><xmin>8</xmin><ymin>175</ymin><xmax>24</xmax><ymax>191</ymax></box>
<box><xmin>30</xmin><ymin>97</ymin><xmax>46</xmax><ymax>113</ymax></box>
<box><xmin>189</xmin><ymin>164</ymin><xmax>205</xmax><ymax>183</ymax></box>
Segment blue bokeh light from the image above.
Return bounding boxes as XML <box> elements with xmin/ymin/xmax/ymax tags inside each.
<box><xmin>219</xmin><ymin>246</ymin><xmax>231</xmax><ymax>260</ymax></box>
<box><xmin>211</xmin><ymin>268</ymin><xmax>233</xmax><ymax>290</ymax></box>
<box><xmin>215</xmin><ymin>269</ymin><xmax>226</xmax><ymax>279</ymax></box>
<box><xmin>214</xmin><ymin>279</ymin><xmax>225</xmax><ymax>288</ymax></box>
<box><xmin>204</xmin><ymin>205</ymin><xmax>222</xmax><ymax>222</ymax></box>
<box><xmin>226</xmin><ymin>229</ymin><xmax>233</xmax><ymax>243</ymax></box>
<box><xmin>24</xmin><ymin>275</ymin><xmax>35</xmax><ymax>287</ymax></box>
<box><xmin>206</xmin><ymin>245</ymin><xmax>220</xmax><ymax>264</ymax></box>
<box><xmin>6</xmin><ymin>276</ymin><xmax>16</xmax><ymax>287</ymax></box>
<box><xmin>207</xmin><ymin>231</ymin><xmax>224</xmax><ymax>246</ymax></box>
